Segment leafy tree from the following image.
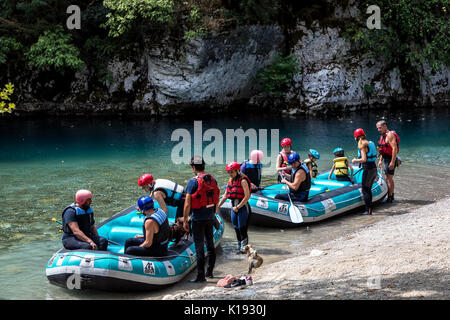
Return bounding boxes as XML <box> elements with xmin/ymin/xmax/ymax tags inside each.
<box><xmin>0</xmin><ymin>36</ymin><xmax>22</xmax><ymax>65</ymax></box>
<box><xmin>102</xmin><ymin>0</ymin><xmax>175</xmax><ymax>37</ymax></box>
<box><xmin>0</xmin><ymin>83</ymin><xmax>16</xmax><ymax>113</ymax></box>
<box><xmin>25</xmin><ymin>26</ymin><xmax>84</xmax><ymax>75</ymax></box>
<box><xmin>256</xmin><ymin>53</ymin><xmax>299</xmax><ymax>96</ymax></box>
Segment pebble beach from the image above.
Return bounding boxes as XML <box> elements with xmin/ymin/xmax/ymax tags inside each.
<box><xmin>164</xmin><ymin>197</ymin><xmax>450</xmax><ymax>300</ymax></box>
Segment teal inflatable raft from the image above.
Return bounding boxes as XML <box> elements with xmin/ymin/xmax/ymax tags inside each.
<box><xmin>46</xmin><ymin>204</ymin><xmax>224</xmax><ymax>291</ymax></box>
<box><xmin>220</xmin><ymin>166</ymin><xmax>388</xmax><ymax>228</ymax></box>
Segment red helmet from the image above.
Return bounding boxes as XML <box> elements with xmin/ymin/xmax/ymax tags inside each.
<box><xmin>354</xmin><ymin>128</ymin><xmax>366</xmax><ymax>139</ymax></box>
<box><xmin>225</xmin><ymin>161</ymin><xmax>241</xmax><ymax>172</ymax></box>
<box><xmin>281</xmin><ymin>138</ymin><xmax>292</xmax><ymax>147</ymax></box>
<box><xmin>138</xmin><ymin>174</ymin><xmax>154</xmax><ymax>187</ymax></box>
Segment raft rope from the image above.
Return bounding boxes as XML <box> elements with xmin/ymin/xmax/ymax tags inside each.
<box><xmin>52</xmin><ymin>252</ymin><xmax>194</xmax><ymax>262</ymax></box>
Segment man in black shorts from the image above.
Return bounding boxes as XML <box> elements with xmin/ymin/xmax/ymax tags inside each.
<box><xmin>376</xmin><ymin>120</ymin><xmax>400</xmax><ymax>203</ymax></box>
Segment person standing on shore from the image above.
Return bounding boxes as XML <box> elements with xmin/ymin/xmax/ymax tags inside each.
<box><xmin>352</xmin><ymin>129</ymin><xmax>378</xmax><ymax>215</ymax></box>
<box><xmin>376</xmin><ymin>120</ymin><xmax>400</xmax><ymax>203</ymax></box>
<box><xmin>218</xmin><ymin>161</ymin><xmax>252</xmax><ymax>253</ymax></box>
<box><xmin>183</xmin><ymin>155</ymin><xmax>220</xmax><ymax>283</ymax></box>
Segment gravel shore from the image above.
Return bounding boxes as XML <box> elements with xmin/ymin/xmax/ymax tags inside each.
<box><xmin>165</xmin><ymin>197</ymin><xmax>450</xmax><ymax>300</ymax></box>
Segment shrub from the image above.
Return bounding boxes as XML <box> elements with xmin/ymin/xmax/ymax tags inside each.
<box><xmin>25</xmin><ymin>26</ymin><xmax>84</xmax><ymax>75</ymax></box>
<box><xmin>256</xmin><ymin>53</ymin><xmax>300</xmax><ymax>96</ymax></box>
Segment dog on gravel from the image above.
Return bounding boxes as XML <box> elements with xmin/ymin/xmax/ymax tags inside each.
<box><xmin>242</xmin><ymin>244</ymin><xmax>263</xmax><ymax>274</ymax></box>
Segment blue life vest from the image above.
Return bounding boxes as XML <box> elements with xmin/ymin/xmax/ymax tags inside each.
<box><xmin>358</xmin><ymin>141</ymin><xmax>377</xmax><ymax>162</ymax></box>
<box><xmin>62</xmin><ymin>203</ymin><xmax>94</xmax><ymax>238</ymax></box>
<box><xmin>242</xmin><ymin>160</ymin><xmax>262</xmax><ymax>187</ymax></box>
<box><xmin>290</xmin><ymin>163</ymin><xmax>311</xmax><ymax>198</ymax></box>
<box><xmin>143</xmin><ymin>208</ymin><xmax>170</xmax><ymax>248</ymax></box>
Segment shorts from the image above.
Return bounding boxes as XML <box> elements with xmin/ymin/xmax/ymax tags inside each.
<box><xmin>383</xmin><ymin>157</ymin><xmax>396</xmax><ymax>175</ymax></box>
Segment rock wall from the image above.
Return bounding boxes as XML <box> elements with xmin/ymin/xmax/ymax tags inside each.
<box><xmin>10</xmin><ymin>2</ymin><xmax>449</xmax><ymax>116</ymax></box>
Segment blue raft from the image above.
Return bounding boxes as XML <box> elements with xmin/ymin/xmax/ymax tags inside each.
<box><xmin>220</xmin><ymin>166</ymin><xmax>388</xmax><ymax>228</ymax></box>
<box><xmin>46</xmin><ymin>204</ymin><xmax>224</xmax><ymax>291</ymax></box>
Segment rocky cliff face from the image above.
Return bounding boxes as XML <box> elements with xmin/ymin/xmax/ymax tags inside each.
<box><xmin>12</xmin><ymin>3</ymin><xmax>449</xmax><ymax>116</ymax></box>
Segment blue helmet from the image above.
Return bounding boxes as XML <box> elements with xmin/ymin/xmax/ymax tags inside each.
<box><xmin>137</xmin><ymin>196</ymin><xmax>154</xmax><ymax>212</ymax></box>
<box><xmin>333</xmin><ymin>147</ymin><xmax>345</xmax><ymax>156</ymax></box>
<box><xmin>308</xmin><ymin>149</ymin><xmax>320</xmax><ymax>159</ymax></box>
<box><xmin>287</xmin><ymin>152</ymin><xmax>300</xmax><ymax>164</ymax></box>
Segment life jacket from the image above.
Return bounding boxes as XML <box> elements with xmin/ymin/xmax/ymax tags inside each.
<box><xmin>358</xmin><ymin>141</ymin><xmax>377</xmax><ymax>162</ymax></box>
<box><xmin>226</xmin><ymin>175</ymin><xmax>251</xmax><ymax>200</ymax></box>
<box><xmin>279</xmin><ymin>151</ymin><xmax>292</xmax><ymax>174</ymax></box>
<box><xmin>378</xmin><ymin>130</ymin><xmax>400</xmax><ymax>157</ymax></box>
<box><xmin>153</xmin><ymin>179</ymin><xmax>185</xmax><ymax>207</ymax></box>
<box><xmin>241</xmin><ymin>160</ymin><xmax>262</xmax><ymax>187</ymax></box>
<box><xmin>62</xmin><ymin>203</ymin><xmax>94</xmax><ymax>237</ymax></box>
<box><xmin>333</xmin><ymin>157</ymin><xmax>349</xmax><ymax>176</ymax></box>
<box><xmin>143</xmin><ymin>208</ymin><xmax>170</xmax><ymax>248</ymax></box>
<box><xmin>190</xmin><ymin>173</ymin><xmax>220</xmax><ymax>210</ymax></box>
<box><xmin>303</xmin><ymin>158</ymin><xmax>318</xmax><ymax>177</ymax></box>
<box><xmin>290</xmin><ymin>164</ymin><xmax>311</xmax><ymax>197</ymax></box>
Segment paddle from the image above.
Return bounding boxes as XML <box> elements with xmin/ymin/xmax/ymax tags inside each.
<box><xmin>51</xmin><ymin>218</ymin><xmax>121</xmax><ymax>246</ymax></box>
<box><xmin>278</xmin><ymin>173</ymin><xmax>303</xmax><ymax>224</ymax></box>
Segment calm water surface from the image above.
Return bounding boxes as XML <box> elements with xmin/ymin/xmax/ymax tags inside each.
<box><xmin>0</xmin><ymin>108</ymin><xmax>449</xmax><ymax>299</ymax></box>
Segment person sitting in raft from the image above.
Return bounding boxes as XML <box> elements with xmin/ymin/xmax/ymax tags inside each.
<box><xmin>218</xmin><ymin>161</ymin><xmax>252</xmax><ymax>253</ymax></box>
<box><xmin>303</xmin><ymin>149</ymin><xmax>320</xmax><ymax>179</ymax></box>
<box><xmin>240</xmin><ymin>150</ymin><xmax>264</xmax><ymax>192</ymax></box>
<box><xmin>138</xmin><ymin>173</ymin><xmax>185</xmax><ymax>222</ymax></box>
<box><xmin>276</xmin><ymin>138</ymin><xmax>295</xmax><ymax>183</ymax></box>
<box><xmin>328</xmin><ymin>148</ymin><xmax>354</xmax><ymax>183</ymax></box>
<box><xmin>61</xmin><ymin>190</ymin><xmax>108</xmax><ymax>251</ymax></box>
<box><xmin>275</xmin><ymin>152</ymin><xmax>311</xmax><ymax>202</ymax></box>
<box><xmin>124</xmin><ymin>196</ymin><xmax>170</xmax><ymax>257</ymax></box>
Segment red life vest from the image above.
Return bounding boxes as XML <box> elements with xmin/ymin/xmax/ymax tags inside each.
<box><xmin>226</xmin><ymin>175</ymin><xmax>251</xmax><ymax>200</ymax></box>
<box><xmin>279</xmin><ymin>151</ymin><xmax>293</xmax><ymax>174</ymax></box>
<box><xmin>190</xmin><ymin>173</ymin><xmax>220</xmax><ymax>210</ymax></box>
<box><xmin>378</xmin><ymin>130</ymin><xmax>400</xmax><ymax>156</ymax></box>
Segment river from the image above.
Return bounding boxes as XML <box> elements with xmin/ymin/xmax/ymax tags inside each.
<box><xmin>0</xmin><ymin>107</ymin><xmax>449</xmax><ymax>299</ymax></box>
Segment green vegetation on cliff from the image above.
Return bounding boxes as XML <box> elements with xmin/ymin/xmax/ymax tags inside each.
<box><xmin>0</xmin><ymin>0</ymin><xmax>448</xmax><ymax>101</ymax></box>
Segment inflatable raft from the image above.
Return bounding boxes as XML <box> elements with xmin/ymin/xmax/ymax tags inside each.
<box><xmin>46</xmin><ymin>204</ymin><xmax>224</xmax><ymax>291</ymax></box>
<box><xmin>220</xmin><ymin>166</ymin><xmax>388</xmax><ymax>228</ymax></box>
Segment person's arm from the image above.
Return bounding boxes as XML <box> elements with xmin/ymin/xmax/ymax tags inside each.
<box><xmin>378</xmin><ymin>153</ymin><xmax>384</xmax><ymax>168</ymax></box>
<box><xmin>387</xmin><ymin>132</ymin><xmax>398</xmax><ymax>170</ymax></box>
<box><xmin>217</xmin><ymin>179</ymin><xmax>230</xmax><ymax>210</ymax></box>
<box><xmin>282</xmin><ymin>170</ymin><xmax>305</xmax><ymax>191</ymax></box>
<box><xmin>140</xmin><ymin>220</ymin><xmax>157</xmax><ymax>248</ymax></box>
<box><xmin>352</xmin><ymin>147</ymin><xmax>367</xmax><ymax>164</ymax></box>
<box><xmin>152</xmin><ymin>190</ymin><xmax>168</xmax><ymax>214</ymax></box>
<box><xmin>68</xmin><ymin>222</ymin><xmax>97</xmax><ymax>249</ymax></box>
<box><xmin>183</xmin><ymin>193</ymin><xmax>192</xmax><ymax>232</ymax></box>
<box><xmin>235</xmin><ymin>179</ymin><xmax>251</xmax><ymax>211</ymax></box>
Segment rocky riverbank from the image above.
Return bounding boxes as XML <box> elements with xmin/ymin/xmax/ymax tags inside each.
<box><xmin>164</xmin><ymin>197</ymin><xmax>450</xmax><ymax>300</ymax></box>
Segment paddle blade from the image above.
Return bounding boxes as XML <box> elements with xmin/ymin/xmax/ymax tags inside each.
<box><xmin>289</xmin><ymin>205</ymin><xmax>303</xmax><ymax>223</ymax></box>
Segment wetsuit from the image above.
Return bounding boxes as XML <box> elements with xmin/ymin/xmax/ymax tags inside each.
<box><xmin>360</xmin><ymin>141</ymin><xmax>378</xmax><ymax>212</ymax></box>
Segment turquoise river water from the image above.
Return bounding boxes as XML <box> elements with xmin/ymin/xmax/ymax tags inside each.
<box><xmin>0</xmin><ymin>107</ymin><xmax>449</xmax><ymax>299</ymax></box>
